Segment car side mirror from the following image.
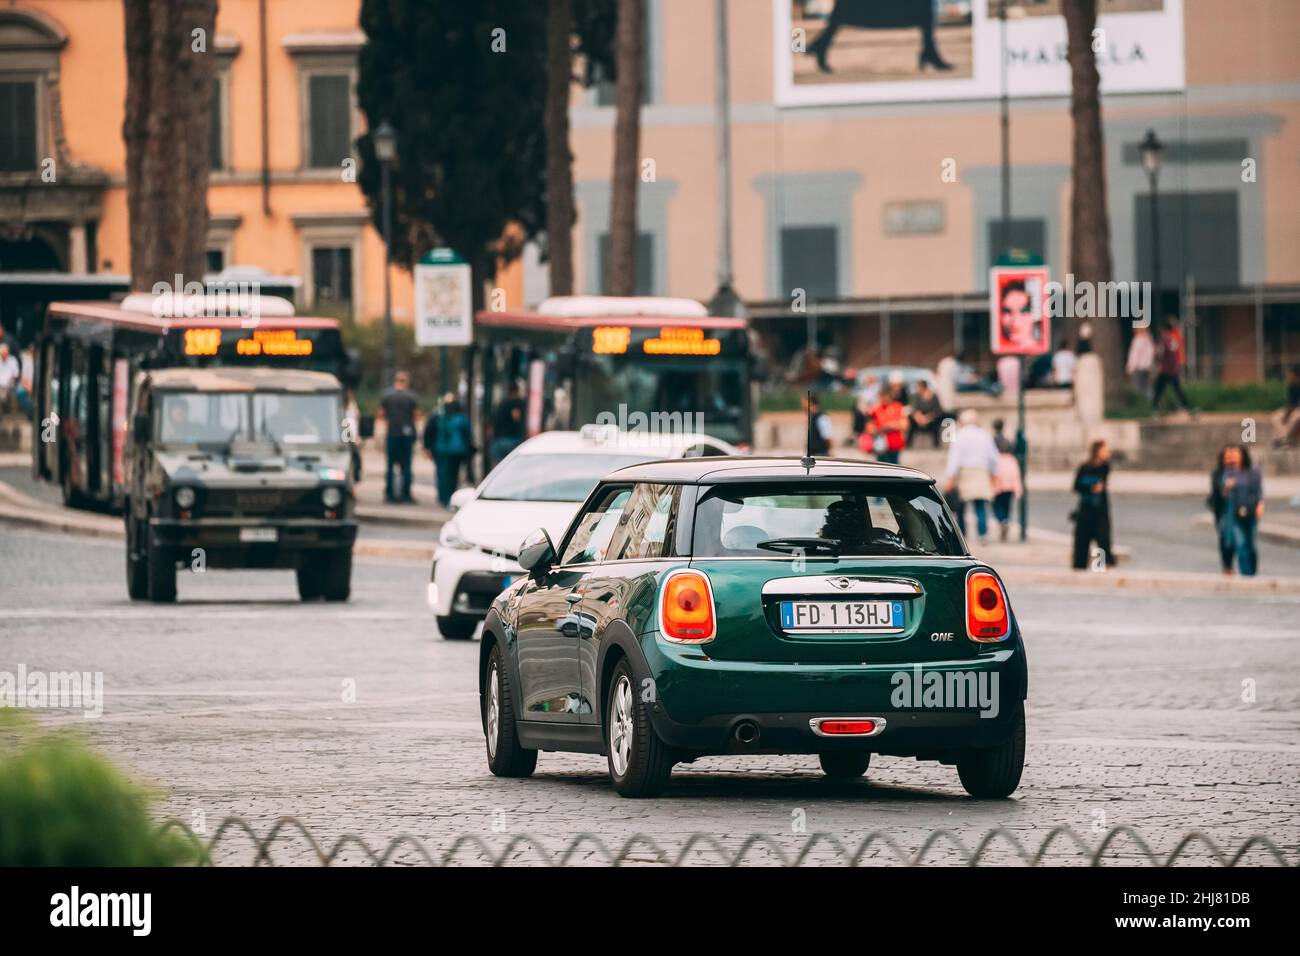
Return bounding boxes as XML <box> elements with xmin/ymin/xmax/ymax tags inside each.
<box><xmin>448</xmin><ymin>487</ymin><xmax>476</xmax><ymax>511</ymax></box>
<box><xmin>132</xmin><ymin>413</ymin><xmax>151</xmax><ymax>444</ymax></box>
<box><xmin>517</xmin><ymin>527</ymin><xmax>556</xmax><ymax>578</ymax></box>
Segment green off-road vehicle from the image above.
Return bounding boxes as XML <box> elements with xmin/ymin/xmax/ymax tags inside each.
<box><xmin>124</xmin><ymin>367</ymin><xmax>357</xmax><ymax>603</ymax></box>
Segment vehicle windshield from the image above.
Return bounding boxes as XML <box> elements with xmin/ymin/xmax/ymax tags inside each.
<box><xmin>252</xmin><ymin>393</ymin><xmax>341</xmax><ymax>444</ymax></box>
<box><xmin>158</xmin><ymin>392</ymin><xmax>340</xmax><ymax>446</ymax></box>
<box><xmin>478</xmin><ymin>452</ymin><xmax>654</xmax><ymax>502</ymax></box>
<box><xmin>692</xmin><ymin>481</ymin><xmax>966</xmax><ymax>557</ymax></box>
<box><xmin>577</xmin><ymin>356</ymin><xmax>749</xmax><ymax>444</ymax></box>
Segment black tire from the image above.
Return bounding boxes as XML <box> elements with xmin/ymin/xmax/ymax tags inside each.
<box><xmin>605</xmin><ymin>658</ymin><xmax>673</xmax><ymax>798</ymax></box>
<box><xmin>819</xmin><ymin>751</ymin><xmax>872</xmax><ymax>779</ymax></box>
<box><xmin>125</xmin><ymin>514</ymin><xmax>148</xmax><ymax>601</ymax></box>
<box><xmin>956</xmin><ymin>703</ymin><xmax>1026</xmax><ymax>798</ymax></box>
<box><xmin>437</xmin><ymin>615</ymin><xmax>478</xmax><ymax>640</ymax></box>
<box><xmin>321</xmin><ymin>550</ymin><xmax>352</xmax><ymax>602</ymax></box>
<box><xmin>296</xmin><ymin>564</ymin><xmax>323</xmax><ymax>601</ymax></box>
<box><xmin>146</xmin><ymin>540</ymin><xmax>177</xmax><ymax>603</ymax></box>
<box><xmin>482</xmin><ymin>642</ymin><xmax>537</xmax><ymax>777</ymax></box>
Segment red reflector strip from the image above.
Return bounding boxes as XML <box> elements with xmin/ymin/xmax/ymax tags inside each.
<box><xmin>818</xmin><ymin>720</ymin><xmax>877</xmax><ymax>736</ymax></box>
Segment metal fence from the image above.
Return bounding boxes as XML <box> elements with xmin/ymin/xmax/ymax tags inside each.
<box><xmin>157</xmin><ymin>817</ymin><xmax>1295</xmax><ymax>867</ymax></box>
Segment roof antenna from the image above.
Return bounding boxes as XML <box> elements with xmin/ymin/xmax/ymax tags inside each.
<box><xmin>800</xmin><ymin>388</ymin><xmax>816</xmax><ymax>471</ymax></box>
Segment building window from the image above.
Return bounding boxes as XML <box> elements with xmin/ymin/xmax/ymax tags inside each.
<box><xmin>987</xmin><ymin>218</ymin><xmax>1046</xmax><ymax>271</ymax></box>
<box><xmin>1135</xmin><ymin>191</ymin><xmax>1240</xmax><ymax>292</ymax></box>
<box><xmin>306</xmin><ymin>73</ymin><xmax>353</xmax><ymax>169</ymax></box>
<box><xmin>0</xmin><ymin>80</ymin><xmax>38</xmax><ymax>172</ymax></box>
<box><xmin>598</xmin><ymin>232</ymin><xmax>655</xmax><ymax>296</ymax></box>
<box><xmin>210</xmin><ymin>72</ymin><xmax>229</xmax><ymax>171</ymax></box>
<box><xmin>206</xmin><ymin>248</ymin><xmax>225</xmax><ymax>274</ymax></box>
<box><xmin>310</xmin><ymin>245</ymin><xmax>354</xmax><ymax>314</ymax></box>
<box><xmin>781</xmin><ymin>226</ymin><xmax>839</xmax><ymax>301</ymax></box>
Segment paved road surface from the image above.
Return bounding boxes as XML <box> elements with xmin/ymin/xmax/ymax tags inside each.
<box><xmin>2</xmin><ymin>526</ymin><xmax>1297</xmax><ymax>865</ymax></box>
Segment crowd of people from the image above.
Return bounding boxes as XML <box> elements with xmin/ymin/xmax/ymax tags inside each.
<box><xmin>0</xmin><ymin>322</ymin><xmax>34</xmax><ymax>419</ymax></box>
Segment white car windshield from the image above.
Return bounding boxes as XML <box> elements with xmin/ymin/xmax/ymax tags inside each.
<box><xmin>479</xmin><ymin>453</ymin><xmax>653</xmax><ymax>502</ymax></box>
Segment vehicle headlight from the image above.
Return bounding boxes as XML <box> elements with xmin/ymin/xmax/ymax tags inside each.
<box><xmin>321</xmin><ymin>486</ymin><xmax>343</xmax><ymax>509</ymax></box>
<box><xmin>439</xmin><ymin>519</ymin><xmax>474</xmax><ymax>551</ymax></box>
<box><xmin>174</xmin><ymin>486</ymin><xmax>197</xmax><ymax>510</ymax></box>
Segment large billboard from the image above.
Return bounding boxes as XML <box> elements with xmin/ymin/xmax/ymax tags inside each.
<box><xmin>775</xmin><ymin>0</ymin><xmax>1184</xmax><ymax>106</ymax></box>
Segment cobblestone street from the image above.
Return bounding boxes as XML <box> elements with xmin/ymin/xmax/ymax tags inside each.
<box><xmin>3</xmin><ymin>526</ymin><xmax>1296</xmax><ymax>865</ymax></box>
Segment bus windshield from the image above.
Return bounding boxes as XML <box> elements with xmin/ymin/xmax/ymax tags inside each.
<box><xmin>577</xmin><ymin>356</ymin><xmax>749</xmax><ymax>444</ymax></box>
<box><xmin>158</xmin><ymin>392</ymin><xmax>340</xmax><ymax>446</ymax></box>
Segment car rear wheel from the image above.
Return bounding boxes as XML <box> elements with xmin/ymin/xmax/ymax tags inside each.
<box><xmin>819</xmin><ymin>751</ymin><xmax>872</xmax><ymax>779</ymax></box>
<box><xmin>436</xmin><ymin>615</ymin><xmax>477</xmax><ymax>640</ymax></box>
<box><xmin>605</xmin><ymin>660</ymin><xmax>673</xmax><ymax>798</ymax></box>
<box><xmin>956</xmin><ymin>703</ymin><xmax>1025</xmax><ymax>798</ymax></box>
<box><xmin>125</xmin><ymin>514</ymin><xmax>148</xmax><ymax>601</ymax></box>
<box><xmin>483</xmin><ymin>643</ymin><xmax>537</xmax><ymax>777</ymax></box>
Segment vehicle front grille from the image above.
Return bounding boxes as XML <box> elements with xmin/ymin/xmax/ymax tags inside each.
<box><xmin>200</xmin><ymin>488</ymin><xmax>324</xmax><ymax>518</ymax></box>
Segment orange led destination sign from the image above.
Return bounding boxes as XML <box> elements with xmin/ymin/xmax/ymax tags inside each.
<box><xmin>591</xmin><ymin>325</ymin><xmax>722</xmax><ymax>357</ymax></box>
<box><xmin>642</xmin><ymin>327</ymin><xmax>721</xmax><ymax>356</ymax></box>
<box><xmin>184</xmin><ymin>328</ymin><xmax>314</xmax><ymax>357</ymax></box>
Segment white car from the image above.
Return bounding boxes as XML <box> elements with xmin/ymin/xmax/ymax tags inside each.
<box><xmin>427</xmin><ymin>426</ymin><xmax>740</xmax><ymax>639</ymax></box>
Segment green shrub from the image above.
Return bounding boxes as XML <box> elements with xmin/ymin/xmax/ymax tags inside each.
<box><xmin>1109</xmin><ymin>380</ymin><xmax>1286</xmax><ymax>418</ymax></box>
<box><xmin>759</xmin><ymin>387</ymin><xmax>857</xmax><ymax>413</ymax></box>
<box><xmin>336</xmin><ymin>314</ymin><xmax>464</xmax><ymax>414</ymax></box>
<box><xmin>0</xmin><ymin>712</ymin><xmax>199</xmax><ymax>866</ymax></box>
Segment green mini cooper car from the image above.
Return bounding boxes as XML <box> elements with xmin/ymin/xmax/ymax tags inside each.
<box><xmin>479</xmin><ymin>457</ymin><xmax>1027</xmax><ymax>798</ymax></box>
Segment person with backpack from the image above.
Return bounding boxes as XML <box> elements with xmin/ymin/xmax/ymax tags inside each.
<box><xmin>423</xmin><ymin>393</ymin><xmax>474</xmax><ymax>509</ymax></box>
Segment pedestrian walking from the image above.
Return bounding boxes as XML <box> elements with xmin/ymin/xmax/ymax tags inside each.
<box><xmin>862</xmin><ymin>383</ymin><xmax>907</xmax><ymax>464</ymax></box>
<box><xmin>1207</xmin><ymin>445</ymin><xmax>1236</xmax><ymax>573</ymax></box>
<box><xmin>1126</xmin><ymin>326</ymin><xmax>1155</xmax><ymax>401</ymax></box>
<box><xmin>906</xmin><ymin>379</ymin><xmax>944</xmax><ymax>448</ymax></box>
<box><xmin>489</xmin><ymin>380</ymin><xmax>526</xmax><ymax>468</ymax></box>
<box><xmin>424</xmin><ymin>393</ymin><xmax>474</xmax><ymax>508</ymax></box>
<box><xmin>1070</xmin><ymin>439</ymin><xmax>1115</xmax><ymax>570</ymax></box>
<box><xmin>379</xmin><ymin>370</ymin><xmax>420</xmax><ymax>504</ymax></box>
<box><xmin>991</xmin><ymin>419</ymin><xmax>1021</xmax><ymax>542</ymax></box>
<box><xmin>1152</xmin><ymin>317</ymin><xmax>1193</xmax><ymax>414</ymax></box>
<box><xmin>943</xmin><ymin>409</ymin><xmax>999</xmax><ymax>544</ymax></box>
<box><xmin>1212</xmin><ymin>445</ymin><xmax>1264</xmax><ymax>576</ymax></box>
<box><xmin>1270</xmin><ymin>365</ymin><xmax>1300</xmax><ymax>448</ymax></box>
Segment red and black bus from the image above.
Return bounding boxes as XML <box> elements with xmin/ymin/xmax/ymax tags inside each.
<box><xmin>33</xmin><ymin>295</ymin><xmax>357</xmax><ymax>509</ymax></box>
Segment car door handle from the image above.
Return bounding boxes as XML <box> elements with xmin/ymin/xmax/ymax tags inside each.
<box><xmin>565</xmin><ymin>592</ymin><xmax>582</xmax><ymax>604</ymax></box>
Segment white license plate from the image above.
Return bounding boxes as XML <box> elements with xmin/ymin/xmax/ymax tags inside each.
<box><xmin>780</xmin><ymin>600</ymin><xmax>902</xmax><ymax>633</ymax></box>
<box><xmin>239</xmin><ymin>527</ymin><xmax>278</xmax><ymax>543</ymax></box>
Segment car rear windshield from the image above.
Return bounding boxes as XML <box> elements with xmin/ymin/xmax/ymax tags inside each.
<box><xmin>692</xmin><ymin>481</ymin><xmax>965</xmax><ymax>558</ymax></box>
<box><xmin>478</xmin><ymin>452</ymin><xmax>654</xmax><ymax>502</ymax></box>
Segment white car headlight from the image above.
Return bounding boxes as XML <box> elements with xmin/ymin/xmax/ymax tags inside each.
<box><xmin>439</xmin><ymin>519</ymin><xmax>474</xmax><ymax>551</ymax></box>
<box><xmin>321</xmin><ymin>486</ymin><xmax>343</xmax><ymax>508</ymax></box>
<box><xmin>174</xmin><ymin>486</ymin><xmax>196</xmax><ymax>509</ymax></box>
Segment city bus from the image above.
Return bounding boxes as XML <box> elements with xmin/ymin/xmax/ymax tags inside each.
<box><xmin>32</xmin><ymin>294</ymin><xmax>357</xmax><ymax>510</ymax></box>
<box><xmin>471</xmin><ymin>297</ymin><xmax>758</xmax><ymax>458</ymax></box>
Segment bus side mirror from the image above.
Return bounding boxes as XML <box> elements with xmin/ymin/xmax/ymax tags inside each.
<box><xmin>359</xmin><ymin>414</ymin><xmax>375</xmax><ymax>440</ymax></box>
<box><xmin>132</xmin><ymin>414</ymin><xmax>151</xmax><ymax>444</ymax></box>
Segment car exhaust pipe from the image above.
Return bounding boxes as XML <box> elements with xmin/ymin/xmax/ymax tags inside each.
<box><xmin>732</xmin><ymin>719</ymin><xmax>760</xmax><ymax>745</ymax></box>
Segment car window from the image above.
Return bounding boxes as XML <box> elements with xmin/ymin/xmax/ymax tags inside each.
<box><xmin>159</xmin><ymin>392</ymin><xmax>248</xmax><ymax>444</ymax></box>
<box><xmin>480</xmin><ymin>453</ymin><xmax>652</xmax><ymax>502</ymax></box>
<box><xmin>606</xmin><ymin>483</ymin><xmax>678</xmax><ymax>561</ymax></box>
<box><xmin>560</xmin><ymin>487</ymin><xmax>632</xmax><ymax>565</ymax></box>
<box><xmin>692</xmin><ymin>481</ymin><xmax>964</xmax><ymax>557</ymax></box>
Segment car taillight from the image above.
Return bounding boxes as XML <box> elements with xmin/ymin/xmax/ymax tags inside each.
<box><xmin>660</xmin><ymin>569</ymin><xmax>716</xmax><ymax>644</ymax></box>
<box><xmin>966</xmin><ymin>570</ymin><xmax>1010</xmax><ymax>642</ymax></box>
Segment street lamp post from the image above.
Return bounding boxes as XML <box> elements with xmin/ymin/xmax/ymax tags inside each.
<box><xmin>1140</xmin><ymin>129</ymin><xmax>1165</xmax><ymax>330</ymax></box>
<box><xmin>374</xmin><ymin>120</ymin><xmax>397</xmax><ymax>387</ymax></box>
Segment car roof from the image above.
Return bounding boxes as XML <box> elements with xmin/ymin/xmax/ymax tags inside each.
<box><xmin>145</xmin><ymin>367</ymin><xmax>342</xmax><ymax>393</ymax></box>
<box><xmin>512</xmin><ymin>429</ymin><xmax>737</xmax><ymax>456</ymax></box>
<box><xmin>604</xmin><ymin>455</ymin><xmax>936</xmax><ymax>484</ymax></box>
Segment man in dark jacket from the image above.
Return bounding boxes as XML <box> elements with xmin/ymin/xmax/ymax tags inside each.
<box><xmin>423</xmin><ymin>393</ymin><xmax>474</xmax><ymax>509</ymax></box>
<box><xmin>379</xmin><ymin>371</ymin><xmax>420</xmax><ymax>503</ymax></box>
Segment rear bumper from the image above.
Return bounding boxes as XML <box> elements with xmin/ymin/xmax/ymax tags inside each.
<box><xmin>637</xmin><ymin>636</ymin><xmax>1026</xmax><ymax>758</ymax></box>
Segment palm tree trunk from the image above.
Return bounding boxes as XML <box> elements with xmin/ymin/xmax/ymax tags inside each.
<box><xmin>122</xmin><ymin>0</ymin><xmax>217</xmax><ymax>291</ymax></box>
<box><xmin>545</xmin><ymin>0</ymin><xmax>576</xmax><ymax>297</ymax></box>
<box><xmin>1063</xmin><ymin>0</ymin><xmax>1123</xmax><ymax>409</ymax></box>
<box><xmin>606</xmin><ymin>0</ymin><xmax>644</xmax><ymax>297</ymax></box>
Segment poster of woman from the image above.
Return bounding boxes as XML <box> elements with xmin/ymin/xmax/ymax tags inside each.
<box><xmin>796</xmin><ymin>0</ymin><xmax>975</xmax><ymax>83</ymax></box>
